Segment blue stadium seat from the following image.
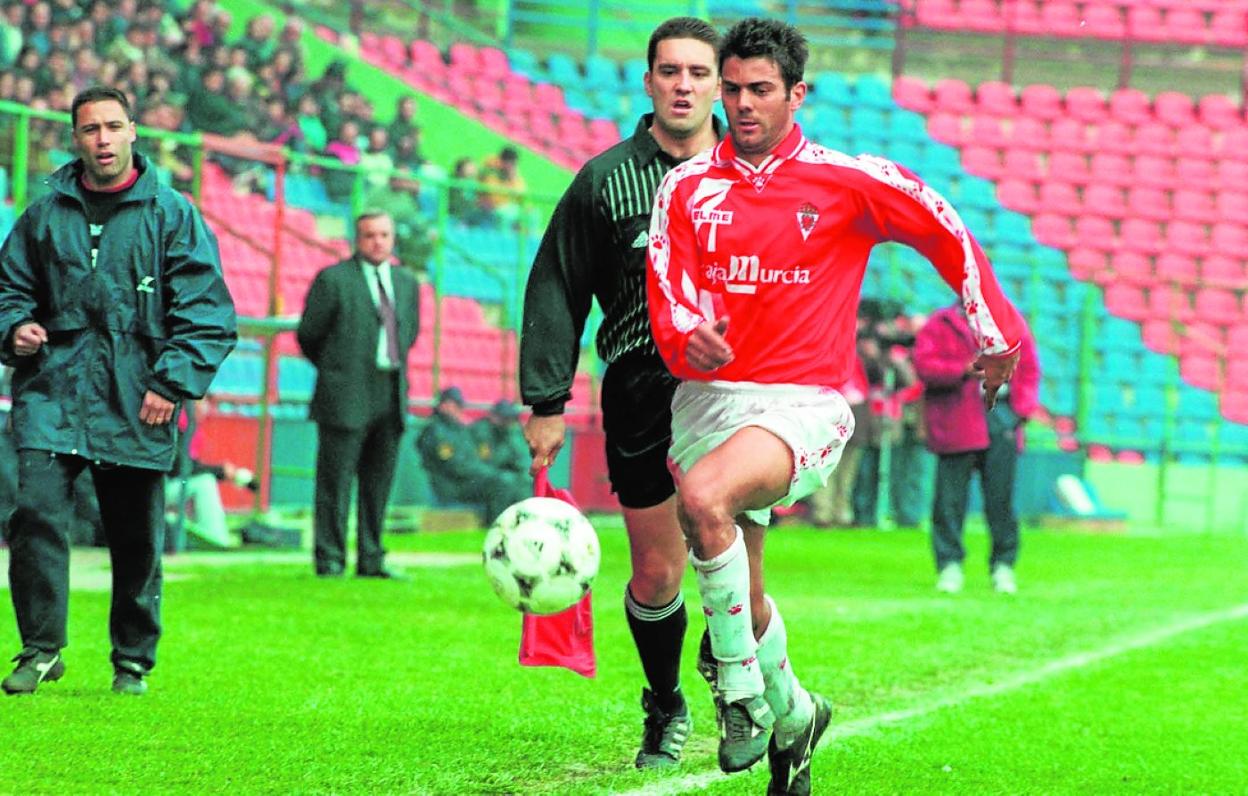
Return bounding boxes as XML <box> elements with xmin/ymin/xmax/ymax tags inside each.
<box><xmin>852</xmin><ymin>75</ymin><xmax>894</xmax><ymax>110</ymax></box>
<box><xmin>507</xmin><ymin>48</ymin><xmax>540</xmax><ymax>79</ymax></box>
<box><xmin>546</xmin><ymin>52</ymin><xmax>581</xmax><ymax>87</ymax></box>
<box><xmin>584</xmin><ymin>54</ymin><xmax>622</xmax><ymax>93</ymax></box>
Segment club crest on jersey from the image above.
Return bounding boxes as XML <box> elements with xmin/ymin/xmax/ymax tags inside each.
<box><xmin>796</xmin><ymin>202</ymin><xmax>819</xmax><ymax>241</ymax></box>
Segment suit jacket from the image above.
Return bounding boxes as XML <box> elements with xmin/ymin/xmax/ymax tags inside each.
<box><xmin>296</xmin><ymin>257</ymin><xmax>420</xmax><ymax>431</ymax></box>
<box><xmin>913</xmin><ymin>304</ymin><xmax>1040</xmax><ymax>456</ymax></box>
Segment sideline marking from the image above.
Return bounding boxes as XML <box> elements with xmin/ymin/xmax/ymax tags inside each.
<box><xmin>615</xmin><ymin>603</ymin><xmax>1248</xmax><ymax>796</ymax></box>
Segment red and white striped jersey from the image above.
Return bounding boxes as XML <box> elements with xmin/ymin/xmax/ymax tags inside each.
<box><xmin>646</xmin><ymin>125</ymin><xmax>1025</xmax><ymax>386</ymax></box>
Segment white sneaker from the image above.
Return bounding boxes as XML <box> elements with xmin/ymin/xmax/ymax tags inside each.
<box><xmin>935</xmin><ymin>563</ymin><xmax>964</xmax><ymax>593</ymax></box>
<box><xmin>992</xmin><ymin>564</ymin><xmax>1018</xmax><ymax>594</ymax></box>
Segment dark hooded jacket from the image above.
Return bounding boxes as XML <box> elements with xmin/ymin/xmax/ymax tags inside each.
<box><xmin>0</xmin><ymin>153</ymin><xmax>237</xmax><ymax>470</ymax></box>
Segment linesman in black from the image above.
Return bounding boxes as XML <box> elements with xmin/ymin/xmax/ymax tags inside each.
<box><xmin>519</xmin><ymin>17</ymin><xmax>722</xmax><ymax>768</ymax></box>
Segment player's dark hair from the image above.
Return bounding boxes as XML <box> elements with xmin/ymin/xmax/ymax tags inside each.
<box><xmin>719</xmin><ymin>17</ymin><xmax>808</xmax><ymax>93</ymax></box>
<box><xmin>647</xmin><ymin>16</ymin><xmax>720</xmax><ymax>70</ymax></box>
<box><xmin>71</xmin><ymin>86</ymin><xmax>132</xmax><ymax>128</ymax></box>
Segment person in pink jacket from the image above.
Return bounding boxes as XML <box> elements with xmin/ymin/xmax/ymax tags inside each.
<box><xmin>913</xmin><ymin>303</ymin><xmax>1041</xmax><ymax>594</ymax></box>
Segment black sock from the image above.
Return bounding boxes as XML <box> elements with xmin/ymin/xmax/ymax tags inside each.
<box><xmin>625</xmin><ymin>587</ymin><xmax>687</xmax><ymax>713</ymax></box>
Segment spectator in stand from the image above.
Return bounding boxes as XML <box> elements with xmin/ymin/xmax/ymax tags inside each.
<box><xmin>479</xmin><ymin>145</ymin><xmax>527</xmax><ymax>223</ymax></box>
<box><xmin>359</xmin><ymin>126</ymin><xmax>395</xmax><ymax>190</ymax></box>
<box><xmin>448</xmin><ymin>157</ymin><xmax>491</xmax><ymax>226</ymax></box>
<box><xmin>387</xmin><ymin>96</ymin><xmax>420</xmax><ymax>148</ymax></box>
<box><xmin>0</xmin><ymin>5</ymin><xmax>25</xmax><ymax>69</ymax></box>
<box><xmin>914</xmin><ymin>303</ymin><xmax>1040</xmax><ymax>594</ymax></box>
<box><xmin>256</xmin><ymin>95</ymin><xmax>298</xmax><ymax>146</ymax></box>
<box><xmin>187</xmin><ymin>68</ymin><xmax>246</xmax><ymax>135</ymax></box>
<box><xmin>70</xmin><ymin>47</ymin><xmax>100</xmax><ymax>93</ymax></box>
<box><xmin>472</xmin><ymin>400</ymin><xmax>531</xmax><ymax>483</ymax></box>
<box><xmin>180</xmin><ymin>0</ymin><xmax>219</xmax><ymax>50</ymax></box>
<box><xmin>390</xmin><ymin>133</ymin><xmax>425</xmax><ymax>192</ymax></box>
<box><xmin>293</xmin><ymin>94</ymin><xmax>328</xmax><ymax>153</ymax></box>
<box><xmin>238</xmin><ymin>14</ymin><xmax>275</xmax><ymax>70</ymax></box>
<box><xmin>324</xmin><ymin>119</ymin><xmax>363</xmax><ymax>202</ymax></box>
<box><xmin>23</xmin><ymin>3</ymin><xmax>51</xmax><ymax>58</ymax></box>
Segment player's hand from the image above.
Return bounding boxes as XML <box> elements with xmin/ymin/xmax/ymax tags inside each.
<box><xmin>687</xmin><ymin>316</ymin><xmax>733</xmax><ymax>372</ymax></box>
<box><xmin>139</xmin><ymin>390</ymin><xmax>175</xmax><ymax>425</ymax></box>
<box><xmin>524</xmin><ymin>413</ymin><xmax>566</xmax><ymax>476</ymax></box>
<box><xmin>12</xmin><ymin>322</ymin><xmax>47</xmax><ymax>356</ymax></box>
<box><xmin>975</xmin><ymin>350</ymin><xmax>1020</xmax><ymax>411</ymax></box>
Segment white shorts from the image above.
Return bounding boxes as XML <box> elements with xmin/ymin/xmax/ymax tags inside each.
<box><xmin>667</xmin><ymin>380</ymin><xmax>855</xmax><ymax>526</ymax></box>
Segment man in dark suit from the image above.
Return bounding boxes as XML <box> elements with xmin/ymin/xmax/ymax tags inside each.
<box><xmin>297</xmin><ymin>210</ymin><xmax>420</xmax><ymax>578</ymax></box>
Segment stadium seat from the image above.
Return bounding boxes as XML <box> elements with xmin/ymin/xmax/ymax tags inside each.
<box><xmin>1002</xmin><ymin>148</ymin><xmax>1043</xmax><ymax>181</ymax></box>
<box><xmin>1215</xmin><ymin>191</ymin><xmax>1248</xmax><ymax>224</ymax></box>
<box><xmin>1083</xmin><ymin>4</ymin><xmax>1126</xmax><ymax>39</ymax></box>
<box><xmin>1148</xmin><ymin>284</ymin><xmax>1194</xmax><ymax>322</ymax></box>
<box><xmin>1173</xmin><ymin>190</ymin><xmax>1216</xmax><ymax>223</ymax></box>
<box><xmin>1118</xmin><ymin>218</ymin><xmax>1163</xmax><ymax>255</ymax></box>
<box><xmin>1198</xmin><ymin>94</ymin><xmax>1242</xmax><ymax>131</ymax></box>
<box><xmin>926</xmin><ymin>112</ymin><xmax>966</xmax><ymax>146</ymax></box>
<box><xmin>1033</xmin><ymin>213</ymin><xmax>1077</xmax><ymax>249</ymax></box>
<box><xmin>1090</xmin><ymin>152</ymin><xmax>1132</xmax><ymax>187</ymax></box>
<box><xmin>1141</xmin><ymin>318</ymin><xmax>1181</xmax><ymax>355</ymax></box>
<box><xmin>933</xmin><ymin>77</ymin><xmax>975</xmax><ymax>114</ymax></box>
<box><xmin>1049</xmin><ymin>117</ymin><xmax>1090</xmax><ymax>153</ymax></box>
<box><xmin>854</xmin><ymin>75</ymin><xmax>895</xmax><ymax>110</ymax></box>
<box><xmin>892</xmin><ymin>75</ymin><xmax>933</xmax><ymax>112</ymax></box>
<box><xmin>1164</xmin><ymin>7</ymin><xmax>1209</xmax><ymax>45</ymax></box>
<box><xmin>1181</xmin><ymin>355</ymin><xmax>1223</xmax><ymax>391</ymax></box>
<box><xmin>1211</xmin><ymin>9</ymin><xmax>1248</xmax><ymax>47</ymax></box>
<box><xmin>1085</xmin><ymin>183</ymin><xmax>1127</xmax><ymax>219</ymax></box>
<box><xmin>1168</xmin><ymin>220</ymin><xmax>1211</xmax><ymax>258</ymax></box>
<box><xmin>1194</xmin><ymin>288</ymin><xmax>1242</xmax><ymax>325</ymax></box>
<box><xmin>1176</xmin><ymin>125</ymin><xmax>1215</xmax><ymax>159</ymax></box>
<box><xmin>1201</xmin><ymin>254</ymin><xmax>1245</xmax><ymax>287</ymax></box>
<box><xmin>962</xmin><ymin>145</ymin><xmax>1004</xmax><ymax>179</ymax></box>
<box><xmin>1218</xmin><ymin>128</ymin><xmax>1248</xmax><ymax>162</ymax></box>
<box><xmin>1153</xmin><ymin>91</ymin><xmax>1196</xmax><ymax>128</ymax></box>
<box><xmin>1211</xmin><ymin>223</ymin><xmax>1248</xmax><ymax>255</ymax></box>
<box><xmin>1108</xmin><ymin>88</ymin><xmax>1152</xmax><ymax>126</ymax></box>
<box><xmin>1020</xmin><ymin>84</ymin><xmax>1062</xmax><ymax>121</ymax></box>
<box><xmin>1063</xmin><ymin>86</ymin><xmax>1107</xmax><ymax>124</ymax></box>
<box><xmin>1049</xmin><ymin>151</ymin><xmax>1091</xmax><ymax>184</ymax></box>
<box><xmin>1007</xmin><ymin>116</ymin><xmax>1050</xmax><ymax>151</ymax></box>
<box><xmin>977</xmin><ymin>80</ymin><xmax>1018</xmax><ymax>116</ymax></box>
<box><xmin>997</xmin><ymin>178</ymin><xmax>1038</xmax><ymax>213</ymax></box>
<box><xmin>1131</xmin><ymin>122</ymin><xmax>1175</xmax><ymax>158</ymax></box>
<box><xmin>1110</xmin><ymin>251</ymin><xmax>1153</xmax><ymax>286</ymax></box>
<box><xmin>1104</xmin><ymin>283</ymin><xmax>1149</xmax><ymax>321</ymax></box>
<box><xmin>1176</xmin><ymin>156</ymin><xmax>1215</xmax><ymax>186</ymax></box>
<box><xmin>1154</xmin><ymin>252</ymin><xmax>1199</xmax><ymax>287</ymax></box>
<box><xmin>1067</xmin><ymin>247</ymin><xmax>1107</xmax><ymax>280</ymax></box>
<box><xmin>1041</xmin><ymin>1</ymin><xmax>1083</xmax><ymax>37</ymax></box>
<box><xmin>1126</xmin><ymin>186</ymin><xmax>1170</xmax><ymax>222</ymax></box>
<box><xmin>969</xmin><ymin>113</ymin><xmax>1009</xmax><ymax>147</ymax></box>
<box><xmin>1126</xmin><ymin>5</ymin><xmax>1168</xmax><ymax>43</ymax></box>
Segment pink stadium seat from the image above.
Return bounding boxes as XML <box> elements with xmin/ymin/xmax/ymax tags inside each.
<box><xmin>1197</xmin><ymin>94</ymin><xmax>1242</xmax><ymax>130</ymax></box>
<box><xmin>1223</xmin><ymin>391</ymin><xmax>1248</xmax><ymax>425</ymax></box>
<box><xmin>1118</xmin><ymin>218</ymin><xmax>1163</xmax><ymax>255</ymax></box>
<box><xmin>1049</xmin><ymin>151</ymin><xmax>1091</xmax><ymax>184</ymax></box>
<box><xmin>969</xmin><ymin>114</ymin><xmax>1009</xmax><ymax>147</ymax></box>
<box><xmin>1068</xmin><ymin>247</ymin><xmax>1107</xmax><ymax>280</ymax></box>
<box><xmin>1087</xmin><ymin>445</ymin><xmax>1115</xmax><ymax>463</ymax></box>
<box><xmin>1210</xmin><ymin>9</ymin><xmax>1248</xmax><ymax>47</ymax></box>
<box><xmin>1176</xmin><ymin>156</ymin><xmax>1215</xmax><ymax>185</ymax></box>
<box><xmin>1088</xmin><ymin>119</ymin><xmax>1134</xmax><ymax>155</ymax></box>
<box><xmin>1201</xmin><ymin>254</ymin><xmax>1246</xmax><ymax>287</ymax></box>
<box><xmin>1128</xmin><ymin>185</ymin><xmax>1173</xmax><ymax>222</ymax></box>
<box><xmin>1213</xmin><ymin>194</ymin><xmax>1248</xmax><ymax>227</ymax></box>
<box><xmin>1003</xmin><ymin>148</ymin><xmax>1043</xmax><ymax>181</ymax></box>
<box><xmin>1126</xmin><ymin>6</ymin><xmax>1168</xmax><ymax>44</ymax></box>
<box><xmin>1110</xmin><ymin>250</ymin><xmax>1153</xmax><ymax>285</ymax></box>
<box><xmin>1020</xmin><ymin>83</ymin><xmax>1063</xmax><ymax>120</ymax></box>
<box><xmin>1194</xmin><ymin>288</ymin><xmax>1242</xmax><ymax>324</ymax></box>
<box><xmin>997</xmin><ymin>179</ymin><xmax>1038</xmax><ymax>213</ymax></box>
<box><xmin>1148</xmin><ymin>284</ymin><xmax>1194</xmax><ymax>322</ymax></box>
<box><xmin>934</xmin><ymin>78</ymin><xmax>975</xmax><ymax>114</ymax></box>
<box><xmin>916</xmin><ymin>0</ymin><xmax>957</xmax><ymax>28</ymax></box>
<box><xmin>1033</xmin><ymin>213</ymin><xmax>1077</xmax><ymax>248</ymax></box>
<box><xmin>410</xmin><ymin>39</ymin><xmax>444</xmax><ymax>71</ymax></box>
<box><xmin>1141</xmin><ymin>319</ymin><xmax>1181</xmax><ymax>355</ymax></box>
<box><xmin>1049</xmin><ymin>118</ymin><xmax>1090</xmax><ymax>152</ymax></box>
<box><xmin>1153</xmin><ymin>92</ymin><xmax>1196</xmax><ymax>128</ymax></box>
<box><xmin>1216</xmin><ymin>164</ymin><xmax>1248</xmax><ymax>195</ymax></box>
<box><xmin>1041</xmin><ymin>1</ymin><xmax>1083</xmax><ymax>38</ymax></box>
<box><xmin>1173</xmin><ymin>190</ymin><xmax>1216</xmax><ymax>223</ymax></box>
<box><xmin>962</xmin><ymin>145</ymin><xmax>1004</xmax><ymax>179</ymax></box>
<box><xmin>1181</xmin><ymin>354</ymin><xmax>1223</xmax><ymax>391</ymax></box>
<box><xmin>893</xmin><ymin>75</ymin><xmax>933</xmax><ymax>112</ymax></box>
<box><xmin>1164</xmin><ymin>8</ymin><xmax>1210</xmax><ymax>46</ymax></box>
<box><xmin>1039</xmin><ymin>180</ymin><xmax>1083</xmax><ymax>216</ymax></box>
<box><xmin>1074</xmin><ymin>215</ymin><xmax>1117</xmax><ymax>251</ymax></box>
<box><xmin>1008</xmin><ymin>116</ymin><xmax>1050</xmax><ymax>150</ymax></box>
<box><xmin>1132</xmin><ymin>156</ymin><xmax>1176</xmax><ymax>191</ymax></box>
<box><xmin>1181</xmin><ymin>322</ymin><xmax>1226</xmax><ymax>359</ymax></box>
<box><xmin>1090</xmin><ymin>152</ymin><xmax>1132</xmax><ymax>186</ymax></box>
<box><xmin>448</xmin><ymin>42</ymin><xmax>481</xmax><ymax>71</ymax></box>
<box><xmin>977</xmin><ymin>80</ymin><xmax>1018</xmax><ymax>116</ymax></box>
<box><xmin>1104</xmin><ymin>283</ymin><xmax>1149</xmax><ymax>321</ymax></box>
<box><xmin>1229</xmin><ymin>323</ymin><xmax>1248</xmax><ymax>355</ymax></box>
<box><xmin>1005</xmin><ymin>0</ymin><xmax>1045</xmax><ymax>34</ymax></box>
<box><xmin>1064</xmin><ymin>87</ymin><xmax>1108</xmax><ymax>124</ymax></box>
<box><xmin>959</xmin><ymin>0</ymin><xmax>1004</xmax><ymax>32</ymax></box>
<box><xmin>1131</xmin><ymin>122</ymin><xmax>1175</xmax><ymax>157</ymax></box>
<box><xmin>1154</xmin><ymin>252</ymin><xmax>1199</xmax><ymax>286</ymax></box>
<box><xmin>1211</xmin><ymin>223</ymin><xmax>1248</xmax><ymax>256</ymax></box>
<box><xmin>1176</xmin><ymin>125</ymin><xmax>1214</xmax><ymax>158</ymax></box>
<box><xmin>478</xmin><ymin>46</ymin><xmax>511</xmax><ymax>81</ymax></box>
<box><xmin>380</xmin><ymin>35</ymin><xmax>409</xmax><ymax>66</ymax></box>
<box><xmin>1085</xmin><ymin>183</ymin><xmax>1127</xmax><ymax>219</ymax></box>
<box><xmin>1108</xmin><ymin>88</ymin><xmax>1152</xmax><ymax>126</ymax></box>
<box><xmin>1218</xmin><ymin>127</ymin><xmax>1248</xmax><ymax>162</ymax></box>
<box><xmin>1168</xmin><ymin>220</ymin><xmax>1211</xmax><ymax>258</ymax></box>
<box><xmin>927</xmin><ymin>112</ymin><xmax>967</xmax><ymax>146</ymax></box>
<box><xmin>1082</xmin><ymin>4</ymin><xmax>1126</xmax><ymax>39</ymax></box>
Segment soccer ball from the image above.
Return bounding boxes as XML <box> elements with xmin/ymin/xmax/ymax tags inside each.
<box><xmin>482</xmin><ymin>497</ymin><xmax>600</xmax><ymax>615</ymax></box>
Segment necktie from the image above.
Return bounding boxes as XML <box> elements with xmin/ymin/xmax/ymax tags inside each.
<box><xmin>376</xmin><ymin>277</ymin><xmax>401</xmax><ymax>368</ymax></box>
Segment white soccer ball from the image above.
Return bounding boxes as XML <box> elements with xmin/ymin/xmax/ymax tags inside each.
<box><xmin>482</xmin><ymin>496</ymin><xmax>600</xmax><ymax>615</ymax></box>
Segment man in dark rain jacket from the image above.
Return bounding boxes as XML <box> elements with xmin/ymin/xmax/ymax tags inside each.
<box><xmin>0</xmin><ymin>87</ymin><xmax>237</xmax><ymax>696</ymax></box>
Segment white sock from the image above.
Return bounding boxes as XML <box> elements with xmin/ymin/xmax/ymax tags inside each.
<box><xmin>690</xmin><ymin>526</ymin><xmax>763</xmax><ymax>702</ymax></box>
<box><xmin>757</xmin><ymin>596</ymin><xmax>814</xmax><ymax>749</ymax></box>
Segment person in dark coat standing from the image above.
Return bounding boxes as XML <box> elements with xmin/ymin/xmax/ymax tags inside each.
<box><xmin>297</xmin><ymin>210</ymin><xmax>419</xmax><ymax>579</ymax></box>
<box><xmin>0</xmin><ymin>87</ymin><xmax>237</xmax><ymax>696</ymax></box>
<box><xmin>913</xmin><ymin>303</ymin><xmax>1041</xmax><ymax>595</ymax></box>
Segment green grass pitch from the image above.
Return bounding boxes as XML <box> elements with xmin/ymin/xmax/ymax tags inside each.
<box><xmin>1</xmin><ymin>521</ymin><xmax>1245</xmax><ymax>794</ymax></box>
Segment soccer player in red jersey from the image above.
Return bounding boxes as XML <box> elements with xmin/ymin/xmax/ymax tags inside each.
<box><xmin>646</xmin><ymin>18</ymin><xmax>1024</xmax><ymax>793</ymax></box>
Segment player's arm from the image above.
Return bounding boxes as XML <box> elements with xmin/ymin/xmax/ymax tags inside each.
<box><xmin>519</xmin><ymin>168</ymin><xmax>598</xmax><ymax>470</ymax></box>
<box><xmin>852</xmin><ymin>158</ymin><xmax>1024</xmax><ymax>406</ymax></box>
<box><xmin>0</xmin><ymin>210</ymin><xmax>45</xmax><ymax>365</ymax></box>
<box><xmin>1006</xmin><ymin>324</ymin><xmax>1042</xmax><ymax>419</ymax></box>
<box><xmin>646</xmin><ymin>169</ymin><xmax>722</xmax><ymax>374</ymax></box>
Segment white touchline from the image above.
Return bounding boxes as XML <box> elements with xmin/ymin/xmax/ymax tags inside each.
<box><xmin>614</xmin><ymin>602</ymin><xmax>1248</xmax><ymax>796</ymax></box>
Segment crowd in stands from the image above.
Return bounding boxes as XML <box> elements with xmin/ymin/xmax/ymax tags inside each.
<box><xmin>0</xmin><ymin>0</ymin><xmax>529</xmax><ymax>231</ymax></box>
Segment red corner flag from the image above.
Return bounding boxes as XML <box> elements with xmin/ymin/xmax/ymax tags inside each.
<box><xmin>518</xmin><ymin>468</ymin><xmax>596</xmax><ymax>678</ymax></box>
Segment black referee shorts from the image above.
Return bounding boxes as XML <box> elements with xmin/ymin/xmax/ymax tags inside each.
<box><xmin>600</xmin><ymin>350</ymin><xmax>678</xmax><ymax>510</ymax></box>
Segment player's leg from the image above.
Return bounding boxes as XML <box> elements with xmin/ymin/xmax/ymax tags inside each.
<box><xmin>603</xmin><ymin>356</ymin><xmax>691</xmax><ymax>767</ymax></box>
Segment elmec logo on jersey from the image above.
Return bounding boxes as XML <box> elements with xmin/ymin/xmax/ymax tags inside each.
<box><xmin>796</xmin><ymin>203</ymin><xmax>819</xmax><ymax>241</ymax></box>
<box><xmin>704</xmin><ymin>255</ymin><xmax>811</xmax><ymax>295</ymax></box>
<box><xmin>692</xmin><ymin>208</ymin><xmax>734</xmax><ymax>226</ymax></box>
